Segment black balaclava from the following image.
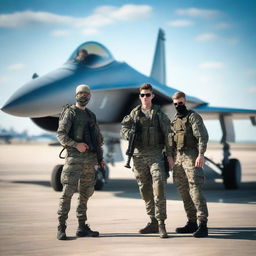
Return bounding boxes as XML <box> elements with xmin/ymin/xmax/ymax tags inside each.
<box><xmin>176</xmin><ymin>104</ymin><xmax>189</xmax><ymax>118</ymax></box>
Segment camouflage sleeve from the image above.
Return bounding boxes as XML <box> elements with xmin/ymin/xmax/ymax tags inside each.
<box><xmin>57</xmin><ymin>109</ymin><xmax>78</xmax><ymax>148</ymax></box>
<box><xmin>158</xmin><ymin>111</ymin><xmax>174</xmax><ymax>157</ymax></box>
<box><xmin>189</xmin><ymin>112</ymin><xmax>209</xmax><ymax>154</ymax></box>
<box><xmin>120</xmin><ymin>113</ymin><xmax>133</xmax><ymax>140</ymax></box>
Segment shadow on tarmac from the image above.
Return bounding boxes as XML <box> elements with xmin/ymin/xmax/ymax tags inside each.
<box><xmin>11</xmin><ymin>180</ymin><xmax>51</xmax><ymax>187</ymax></box>
<box><xmin>100</xmin><ymin>233</ymin><xmax>159</xmax><ymax>238</ymax></box>
<box><xmin>66</xmin><ymin>228</ymin><xmax>256</xmax><ymax>240</ymax></box>
<box><xmin>64</xmin><ymin>236</ymin><xmax>77</xmax><ymax>241</ymax></box>
<box><xmin>209</xmin><ymin>227</ymin><xmax>256</xmax><ymax>241</ymax></box>
<box><xmin>9</xmin><ymin>179</ymin><xmax>256</xmax><ymax>204</ymax></box>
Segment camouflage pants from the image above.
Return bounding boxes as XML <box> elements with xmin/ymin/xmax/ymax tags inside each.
<box><xmin>133</xmin><ymin>152</ymin><xmax>167</xmax><ymax>221</ymax></box>
<box><xmin>57</xmin><ymin>151</ymin><xmax>97</xmax><ymax>224</ymax></box>
<box><xmin>173</xmin><ymin>150</ymin><xmax>208</xmax><ymax>223</ymax></box>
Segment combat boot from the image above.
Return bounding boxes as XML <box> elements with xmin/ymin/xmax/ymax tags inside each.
<box><xmin>158</xmin><ymin>222</ymin><xmax>168</xmax><ymax>238</ymax></box>
<box><xmin>193</xmin><ymin>222</ymin><xmax>208</xmax><ymax>238</ymax></box>
<box><xmin>176</xmin><ymin>221</ymin><xmax>198</xmax><ymax>233</ymax></box>
<box><xmin>57</xmin><ymin>224</ymin><xmax>67</xmax><ymax>240</ymax></box>
<box><xmin>76</xmin><ymin>222</ymin><xmax>99</xmax><ymax>237</ymax></box>
<box><xmin>139</xmin><ymin>217</ymin><xmax>159</xmax><ymax>234</ymax></box>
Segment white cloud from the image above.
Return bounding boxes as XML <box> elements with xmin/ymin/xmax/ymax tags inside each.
<box><xmin>73</xmin><ymin>4</ymin><xmax>152</xmax><ymax>28</ymax></box>
<box><xmin>195</xmin><ymin>33</ymin><xmax>218</xmax><ymax>42</ymax></box>
<box><xmin>89</xmin><ymin>4</ymin><xmax>151</xmax><ymax>22</ymax></box>
<box><xmin>51</xmin><ymin>29</ymin><xmax>72</xmax><ymax>37</ymax></box>
<box><xmin>215</xmin><ymin>22</ymin><xmax>231</xmax><ymax>29</ymax></box>
<box><xmin>75</xmin><ymin>12</ymin><xmax>114</xmax><ymax>28</ymax></box>
<box><xmin>0</xmin><ymin>11</ymin><xmax>75</xmax><ymax>27</ymax></box>
<box><xmin>7</xmin><ymin>63</ymin><xmax>25</xmax><ymax>70</ymax></box>
<box><xmin>248</xmin><ymin>86</ymin><xmax>256</xmax><ymax>93</ymax></box>
<box><xmin>167</xmin><ymin>19</ymin><xmax>194</xmax><ymax>27</ymax></box>
<box><xmin>199</xmin><ymin>62</ymin><xmax>225</xmax><ymax>69</ymax></box>
<box><xmin>0</xmin><ymin>5</ymin><xmax>152</xmax><ymax>34</ymax></box>
<box><xmin>195</xmin><ymin>33</ymin><xmax>239</xmax><ymax>45</ymax></box>
<box><xmin>176</xmin><ymin>8</ymin><xmax>221</xmax><ymax>19</ymax></box>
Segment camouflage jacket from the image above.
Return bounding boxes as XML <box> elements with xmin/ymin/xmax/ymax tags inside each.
<box><xmin>171</xmin><ymin>110</ymin><xmax>209</xmax><ymax>155</ymax></box>
<box><xmin>120</xmin><ymin>104</ymin><xmax>172</xmax><ymax>156</ymax></box>
<box><xmin>57</xmin><ymin>104</ymin><xmax>103</xmax><ymax>149</ymax></box>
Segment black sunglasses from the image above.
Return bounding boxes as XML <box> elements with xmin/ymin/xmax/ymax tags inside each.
<box><xmin>140</xmin><ymin>93</ymin><xmax>152</xmax><ymax>97</ymax></box>
<box><xmin>174</xmin><ymin>102</ymin><xmax>184</xmax><ymax>106</ymax></box>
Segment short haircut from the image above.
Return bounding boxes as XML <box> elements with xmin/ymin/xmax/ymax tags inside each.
<box><xmin>139</xmin><ymin>83</ymin><xmax>153</xmax><ymax>92</ymax></box>
<box><xmin>172</xmin><ymin>91</ymin><xmax>186</xmax><ymax>100</ymax></box>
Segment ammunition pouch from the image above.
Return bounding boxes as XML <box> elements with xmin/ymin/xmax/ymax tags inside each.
<box><xmin>172</xmin><ymin>111</ymin><xmax>198</xmax><ymax>151</ymax></box>
<box><xmin>174</xmin><ymin>132</ymin><xmax>185</xmax><ymax>150</ymax></box>
<box><xmin>131</xmin><ymin>105</ymin><xmax>165</xmax><ymax>148</ymax></box>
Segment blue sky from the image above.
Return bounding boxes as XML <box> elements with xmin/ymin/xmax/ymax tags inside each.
<box><xmin>0</xmin><ymin>0</ymin><xmax>256</xmax><ymax>141</ymax></box>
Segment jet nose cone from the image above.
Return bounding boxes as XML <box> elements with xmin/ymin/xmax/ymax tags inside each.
<box><xmin>1</xmin><ymin>64</ymin><xmax>87</xmax><ymax>118</ymax></box>
<box><xmin>1</xmin><ymin>102</ymin><xmax>13</xmax><ymax>115</ymax></box>
<box><xmin>1</xmin><ymin>80</ymin><xmax>52</xmax><ymax>117</ymax></box>
<box><xmin>1</xmin><ymin>72</ymin><xmax>75</xmax><ymax>117</ymax></box>
<box><xmin>1</xmin><ymin>95</ymin><xmax>29</xmax><ymax>117</ymax></box>
<box><xmin>1</xmin><ymin>89</ymin><xmax>30</xmax><ymax>117</ymax></box>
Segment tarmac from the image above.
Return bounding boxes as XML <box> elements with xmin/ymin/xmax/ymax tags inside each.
<box><xmin>0</xmin><ymin>142</ymin><xmax>255</xmax><ymax>256</ymax></box>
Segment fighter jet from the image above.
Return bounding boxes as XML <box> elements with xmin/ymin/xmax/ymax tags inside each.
<box><xmin>2</xmin><ymin>29</ymin><xmax>256</xmax><ymax>191</ymax></box>
<box><xmin>0</xmin><ymin>127</ymin><xmax>30</xmax><ymax>144</ymax></box>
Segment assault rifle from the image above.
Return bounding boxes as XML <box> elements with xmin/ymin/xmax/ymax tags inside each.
<box><xmin>124</xmin><ymin>119</ymin><xmax>139</xmax><ymax>168</ymax></box>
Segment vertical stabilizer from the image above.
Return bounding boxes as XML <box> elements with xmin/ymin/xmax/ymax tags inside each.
<box><xmin>150</xmin><ymin>29</ymin><xmax>166</xmax><ymax>84</ymax></box>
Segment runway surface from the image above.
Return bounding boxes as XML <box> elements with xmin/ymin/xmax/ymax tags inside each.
<box><xmin>0</xmin><ymin>143</ymin><xmax>255</xmax><ymax>256</ymax></box>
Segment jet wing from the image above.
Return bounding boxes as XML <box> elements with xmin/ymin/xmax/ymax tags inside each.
<box><xmin>194</xmin><ymin>105</ymin><xmax>256</xmax><ymax>125</ymax></box>
<box><xmin>1</xmin><ymin>60</ymin><xmax>204</xmax><ymax>118</ymax></box>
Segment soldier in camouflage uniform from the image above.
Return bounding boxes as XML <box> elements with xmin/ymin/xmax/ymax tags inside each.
<box><xmin>56</xmin><ymin>84</ymin><xmax>104</xmax><ymax>240</ymax></box>
<box><xmin>120</xmin><ymin>83</ymin><xmax>174</xmax><ymax>239</ymax></box>
<box><xmin>170</xmin><ymin>91</ymin><xmax>209</xmax><ymax>238</ymax></box>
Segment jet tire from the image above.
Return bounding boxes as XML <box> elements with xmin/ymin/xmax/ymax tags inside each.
<box><xmin>51</xmin><ymin>164</ymin><xmax>63</xmax><ymax>191</ymax></box>
<box><xmin>223</xmin><ymin>158</ymin><xmax>241</xmax><ymax>189</ymax></box>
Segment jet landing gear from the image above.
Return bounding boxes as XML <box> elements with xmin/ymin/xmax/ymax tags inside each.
<box><xmin>51</xmin><ymin>164</ymin><xmax>63</xmax><ymax>191</ymax></box>
<box><xmin>223</xmin><ymin>158</ymin><xmax>241</xmax><ymax>189</ymax></box>
<box><xmin>205</xmin><ymin>156</ymin><xmax>241</xmax><ymax>190</ymax></box>
<box><xmin>220</xmin><ymin>142</ymin><xmax>241</xmax><ymax>189</ymax></box>
<box><xmin>217</xmin><ymin>114</ymin><xmax>241</xmax><ymax>189</ymax></box>
<box><xmin>50</xmin><ymin>164</ymin><xmax>109</xmax><ymax>192</ymax></box>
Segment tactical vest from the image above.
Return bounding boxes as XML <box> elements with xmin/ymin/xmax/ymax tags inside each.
<box><xmin>172</xmin><ymin>111</ymin><xmax>198</xmax><ymax>150</ymax></box>
<box><xmin>134</xmin><ymin>106</ymin><xmax>164</xmax><ymax>147</ymax></box>
<box><xmin>63</xmin><ymin>105</ymin><xmax>96</xmax><ymax>150</ymax></box>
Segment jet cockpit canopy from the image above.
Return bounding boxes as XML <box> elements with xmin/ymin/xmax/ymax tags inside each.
<box><xmin>68</xmin><ymin>41</ymin><xmax>114</xmax><ymax>68</ymax></box>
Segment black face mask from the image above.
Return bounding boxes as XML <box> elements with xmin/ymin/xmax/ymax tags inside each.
<box><xmin>175</xmin><ymin>104</ymin><xmax>188</xmax><ymax>117</ymax></box>
<box><xmin>76</xmin><ymin>95</ymin><xmax>90</xmax><ymax>106</ymax></box>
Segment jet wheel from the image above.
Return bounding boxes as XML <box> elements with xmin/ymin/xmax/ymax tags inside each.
<box><xmin>51</xmin><ymin>164</ymin><xmax>63</xmax><ymax>191</ymax></box>
<box><xmin>223</xmin><ymin>159</ymin><xmax>241</xmax><ymax>189</ymax></box>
